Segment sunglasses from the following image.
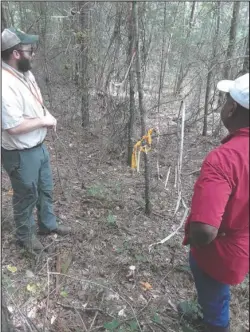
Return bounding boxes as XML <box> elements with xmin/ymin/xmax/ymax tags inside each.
<box><xmin>17</xmin><ymin>46</ymin><xmax>37</xmax><ymax>55</ymax></box>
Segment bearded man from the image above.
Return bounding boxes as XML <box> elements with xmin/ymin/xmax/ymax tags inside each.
<box><xmin>1</xmin><ymin>28</ymin><xmax>71</xmax><ymax>254</ymax></box>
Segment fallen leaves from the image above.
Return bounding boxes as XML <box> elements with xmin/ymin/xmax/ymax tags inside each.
<box><xmin>140</xmin><ymin>281</ymin><xmax>152</xmax><ymax>291</ymax></box>
<box><xmin>7</xmin><ymin>188</ymin><xmax>13</xmax><ymax>196</ymax></box>
<box><xmin>27</xmin><ymin>283</ymin><xmax>37</xmax><ymax>294</ymax></box>
<box><xmin>7</xmin><ymin>265</ymin><xmax>17</xmax><ymax>273</ymax></box>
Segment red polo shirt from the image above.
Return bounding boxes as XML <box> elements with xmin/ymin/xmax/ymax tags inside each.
<box><xmin>183</xmin><ymin>127</ymin><xmax>249</xmax><ymax>285</ymax></box>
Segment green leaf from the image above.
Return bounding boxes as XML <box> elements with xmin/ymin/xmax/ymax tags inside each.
<box><xmin>128</xmin><ymin>320</ymin><xmax>138</xmax><ymax>331</ymax></box>
<box><xmin>103</xmin><ymin>319</ymin><xmax>120</xmax><ymax>330</ymax></box>
<box><xmin>179</xmin><ymin>301</ymin><xmax>203</xmax><ymax>320</ymax></box>
<box><xmin>176</xmin><ymin>264</ymin><xmax>191</xmax><ymax>273</ymax></box>
<box><xmin>179</xmin><ymin>301</ymin><xmax>193</xmax><ymax>315</ymax></box>
<box><xmin>116</xmin><ymin>247</ymin><xmax>123</xmax><ymax>254</ymax></box>
<box><xmin>107</xmin><ymin>212</ymin><xmax>116</xmax><ymax>226</ymax></box>
<box><xmin>135</xmin><ymin>254</ymin><xmax>148</xmax><ymax>262</ymax></box>
<box><xmin>60</xmin><ymin>290</ymin><xmax>68</xmax><ymax>298</ymax></box>
<box><xmin>152</xmin><ymin>313</ymin><xmax>161</xmax><ymax>323</ymax></box>
<box><xmin>27</xmin><ymin>283</ymin><xmax>37</xmax><ymax>294</ymax></box>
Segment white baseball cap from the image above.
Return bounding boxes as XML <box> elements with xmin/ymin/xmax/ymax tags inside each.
<box><xmin>217</xmin><ymin>73</ymin><xmax>249</xmax><ymax>110</ymax></box>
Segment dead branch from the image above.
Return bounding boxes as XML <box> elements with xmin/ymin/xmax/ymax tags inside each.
<box><xmin>148</xmin><ymin>199</ymin><xmax>189</xmax><ymax>251</ymax></box>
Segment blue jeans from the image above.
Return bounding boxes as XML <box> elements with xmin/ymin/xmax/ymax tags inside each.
<box><xmin>189</xmin><ymin>251</ymin><xmax>230</xmax><ymax>328</ymax></box>
<box><xmin>2</xmin><ymin>144</ymin><xmax>57</xmax><ymax>242</ymax></box>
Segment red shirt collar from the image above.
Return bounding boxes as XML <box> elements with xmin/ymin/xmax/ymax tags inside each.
<box><xmin>221</xmin><ymin>127</ymin><xmax>249</xmax><ymax>144</ymax></box>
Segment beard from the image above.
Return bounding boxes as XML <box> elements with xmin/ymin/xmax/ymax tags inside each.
<box><xmin>17</xmin><ymin>57</ymin><xmax>32</xmax><ymax>72</ymax></box>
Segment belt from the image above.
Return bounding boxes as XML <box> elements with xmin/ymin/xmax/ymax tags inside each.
<box><xmin>1</xmin><ymin>141</ymin><xmax>44</xmax><ymax>152</ymax></box>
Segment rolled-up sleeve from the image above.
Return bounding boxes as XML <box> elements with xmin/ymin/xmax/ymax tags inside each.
<box><xmin>2</xmin><ymin>86</ymin><xmax>24</xmax><ymax>130</ymax></box>
<box><xmin>189</xmin><ymin>151</ymin><xmax>233</xmax><ymax>229</ymax></box>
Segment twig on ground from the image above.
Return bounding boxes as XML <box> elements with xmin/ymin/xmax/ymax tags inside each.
<box><xmin>55</xmin><ymin>252</ymin><xmax>61</xmax><ymax>295</ymax></box>
<box><xmin>160</xmin><ymin>268</ymin><xmax>174</xmax><ymax>285</ymax></box>
<box><xmin>174</xmin><ymin>191</ymin><xmax>182</xmax><ymax>216</ymax></box>
<box><xmin>89</xmin><ymin>293</ymin><xmax>105</xmax><ymax>331</ymax></box>
<box><xmin>184</xmin><ymin>169</ymin><xmax>200</xmax><ymax>176</ymax></box>
<box><xmin>164</xmin><ymin>166</ymin><xmax>171</xmax><ymax>190</ymax></box>
<box><xmin>174</xmin><ymin>166</ymin><xmax>177</xmax><ymax>188</ymax></box>
<box><xmin>152</xmin><ymin>210</ymin><xmax>166</xmax><ymax>219</ymax></box>
<box><xmin>75</xmin><ymin>309</ymin><xmax>88</xmax><ymax>332</ymax></box>
<box><xmin>148</xmin><ymin>199</ymin><xmax>189</xmax><ymax>251</ymax></box>
<box><xmin>56</xmin><ymin>302</ymin><xmax>115</xmax><ymax>319</ymax></box>
<box><xmin>150</xmin><ymin>320</ymin><xmax>168</xmax><ymax>332</ymax></box>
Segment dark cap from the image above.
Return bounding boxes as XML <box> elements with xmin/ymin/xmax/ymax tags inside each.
<box><xmin>2</xmin><ymin>27</ymin><xmax>39</xmax><ymax>51</ymax></box>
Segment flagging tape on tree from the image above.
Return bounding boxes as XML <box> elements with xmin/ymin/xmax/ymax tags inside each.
<box><xmin>131</xmin><ymin>128</ymin><xmax>155</xmax><ymax>171</ymax></box>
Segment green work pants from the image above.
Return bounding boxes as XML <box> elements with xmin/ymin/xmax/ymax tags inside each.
<box><xmin>1</xmin><ymin>143</ymin><xmax>57</xmax><ymax>242</ymax></box>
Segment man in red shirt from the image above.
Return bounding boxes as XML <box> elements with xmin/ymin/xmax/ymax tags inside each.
<box><xmin>182</xmin><ymin>73</ymin><xmax>249</xmax><ymax>332</ymax></box>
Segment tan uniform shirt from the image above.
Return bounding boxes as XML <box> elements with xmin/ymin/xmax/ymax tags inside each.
<box><xmin>2</xmin><ymin>61</ymin><xmax>47</xmax><ymax>150</ymax></box>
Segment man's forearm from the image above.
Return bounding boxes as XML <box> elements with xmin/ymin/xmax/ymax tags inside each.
<box><xmin>188</xmin><ymin>222</ymin><xmax>219</xmax><ymax>247</ymax></box>
<box><xmin>6</xmin><ymin>118</ymin><xmax>45</xmax><ymax>135</ymax></box>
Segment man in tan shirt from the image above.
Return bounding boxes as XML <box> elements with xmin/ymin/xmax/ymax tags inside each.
<box><xmin>1</xmin><ymin>28</ymin><xmax>71</xmax><ymax>254</ymax></box>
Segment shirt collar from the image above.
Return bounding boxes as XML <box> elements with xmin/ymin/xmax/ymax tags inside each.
<box><xmin>2</xmin><ymin>61</ymin><xmax>30</xmax><ymax>81</ymax></box>
<box><xmin>221</xmin><ymin>127</ymin><xmax>249</xmax><ymax>144</ymax></box>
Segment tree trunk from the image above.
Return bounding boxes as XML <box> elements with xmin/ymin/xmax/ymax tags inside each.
<box><xmin>7</xmin><ymin>2</ymin><xmax>15</xmax><ymax>26</ymax></box>
<box><xmin>174</xmin><ymin>2</ymin><xmax>196</xmax><ymax>95</ymax></box>
<box><xmin>242</xmin><ymin>33</ymin><xmax>249</xmax><ymax>73</ymax></box>
<box><xmin>1</xmin><ymin>2</ymin><xmax>8</xmax><ymax>31</ymax></box>
<box><xmin>19</xmin><ymin>2</ymin><xmax>25</xmax><ymax>30</ymax></box>
<box><xmin>127</xmin><ymin>2</ymin><xmax>136</xmax><ymax>166</ymax></box>
<box><xmin>97</xmin><ymin>3</ymin><xmax>123</xmax><ymax>92</ymax></box>
<box><xmin>217</xmin><ymin>2</ymin><xmax>240</xmax><ymax>107</ymax></box>
<box><xmin>202</xmin><ymin>70</ymin><xmax>212</xmax><ymax>136</ymax></box>
<box><xmin>79</xmin><ymin>2</ymin><xmax>91</xmax><ymax>128</ymax></box>
<box><xmin>134</xmin><ymin>2</ymin><xmax>151</xmax><ymax>216</ymax></box>
<box><xmin>104</xmin><ymin>3</ymin><xmax>123</xmax><ymax>92</ymax></box>
<box><xmin>157</xmin><ymin>2</ymin><xmax>167</xmax><ymax>114</ymax></box>
<box><xmin>202</xmin><ymin>2</ymin><xmax>220</xmax><ymax>136</ymax></box>
<box><xmin>223</xmin><ymin>1</ymin><xmax>241</xmax><ymax>80</ymax></box>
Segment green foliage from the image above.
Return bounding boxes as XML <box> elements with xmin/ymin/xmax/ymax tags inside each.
<box><xmin>87</xmin><ymin>184</ymin><xmax>105</xmax><ymax>197</ymax></box>
<box><xmin>179</xmin><ymin>300</ymin><xmax>203</xmax><ymax>320</ymax></box>
<box><xmin>107</xmin><ymin>211</ymin><xmax>117</xmax><ymax>226</ymax></box>
<box><xmin>2</xmin><ymin>273</ymin><xmax>15</xmax><ymax>295</ymax></box>
<box><xmin>115</xmin><ymin>240</ymin><xmax>131</xmax><ymax>254</ymax></box>
<box><xmin>152</xmin><ymin>312</ymin><xmax>161</xmax><ymax>324</ymax></box>
<box><xmin>134</xmin><ymin>254</ymin><xmax>148</xmax><ymax>263</ymax></box>
<box><xmin>75</xmin><ymin>31</ymin><xmax>88</xmax><ymax>43</ymax></box>
<box><xmin>103</xmin><ymin>319</ymin><xmax>120</xmax><ymax>330</ymax></box>
<box><xmin>128</xmin><ymin>320</ymin><xmax>138</xmax><ymax>331</ymax></box>
<box><xmin>60</xmin><ymin>290</ymin><xmax>68</xmax><ymax>298</ymax></box>
<box><xmin>176</xmin><ymin>264</ymin><xmax>191</xmax><ymax>273</ymax></box>
<box><xmin>103</xmin><ymin>319</ymin><xmax>139</xmax><ymax>331</ymax></box>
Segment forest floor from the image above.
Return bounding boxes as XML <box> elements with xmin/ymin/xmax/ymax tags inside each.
<box><xmin>1</xmin><ymin>83</ymin><xmax>249</xmax><ymax>332</ymax></box>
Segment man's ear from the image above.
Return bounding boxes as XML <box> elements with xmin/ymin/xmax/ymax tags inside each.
<box><xmin>12</xmin><ymin>50</ymin><xmax>21</xmax><ymax>60</ymax></box>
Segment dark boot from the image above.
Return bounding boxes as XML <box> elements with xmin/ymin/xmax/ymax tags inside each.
<box><xmin>18</xmin><ymin>236</ymin><xmax>44</xmax><ymax>254</ymax></box>
<box><xmin>39</xmin><ymin>225</ymin><xmax>71</xmax><ymax>236</ymax></box>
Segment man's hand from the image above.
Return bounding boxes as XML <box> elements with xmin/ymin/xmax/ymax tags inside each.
<box><xmin>42</xmin><ymin>112</ymin><xmax>57</xmax><ymax>132</ymax></box>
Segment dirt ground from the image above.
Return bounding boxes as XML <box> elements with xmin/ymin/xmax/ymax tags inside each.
<box><xmin>1</xmin><ymin>84</ymin><xmax>249</xmax><ymax>332</ymax></box>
